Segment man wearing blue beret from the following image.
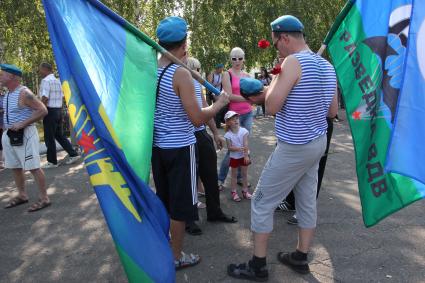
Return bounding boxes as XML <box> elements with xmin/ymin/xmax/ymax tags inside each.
<box><xmin>152</xmin><ymin>16</ymin><xmax>229</xmax><ymax>270</ymax></box>
<box><xmin>0</xmin><ymin>64</ymin><xmax>50</xmax><ymax>212</ymax></box>
<box><xmin>228</xmin><ymin>15</ymin><xmax>338</xmax><ymax>280</ymax></box>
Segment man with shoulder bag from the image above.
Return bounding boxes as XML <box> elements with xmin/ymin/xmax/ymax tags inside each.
<box><xmin>0</xmin><ymin>64</ymin><xmax>51</xmax><ymax>212</ymax></box>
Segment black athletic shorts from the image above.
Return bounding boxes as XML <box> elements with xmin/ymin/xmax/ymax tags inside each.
<box><xmin>152</xmin><ymin>144</ymin><xmax>198</xmax><ymax>222</ymax></box>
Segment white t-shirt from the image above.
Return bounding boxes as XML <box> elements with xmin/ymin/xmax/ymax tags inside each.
<box><xmin>224</xmin><ymin>127</ymin><xmax>249</xmax><ymax>159</ymax></box>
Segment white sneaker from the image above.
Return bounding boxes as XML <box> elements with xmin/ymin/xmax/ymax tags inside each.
<box><xmin>42</xmin><ymin>162</ymin><xmax>59</xmax><ymax>169</ymax></box>
<box><xmin>65</xmin><ymin>155</ymin><xmax>80</xmax><ymax>165</ymax></box>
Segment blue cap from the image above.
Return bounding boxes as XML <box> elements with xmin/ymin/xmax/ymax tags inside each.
<box><xmin>240</xmin><ymin>78</ymin><xmax>264</xmax><ymax>96</ymax></box>
<box><xmin>215</xmin><ymin>63</ymin><xmax>224</xmax><ymax>69</ymax></box>
<box><xmin>0</xmin><ymin>64</ymin><xmax>22</xmax><ymax>77</ymax></box>
<box><xmin>271</xmin><ymin>15</ymin><xmax>304</xmax><ymax>32</ymax></box>
<box><xmin>156</xmin><ymin>16</ymin><xmax>187</xmax><ymax>43</ymax></box>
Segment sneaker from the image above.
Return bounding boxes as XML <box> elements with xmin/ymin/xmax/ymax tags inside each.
<box><xmin>287</xmin><ymin>214</ymin><xmax>298</xmax><ymax>225</ymax></box>
<box><xmin>174</xmin><ymin>251</ymin><xmax>201</xmax><ymax>270</ymax></box>
<box><xmin>65</xmin><ymin>155</ymin><xmax>80</xmax><ymax>165</ymax></box>
<box><xmin>42</xmin><ymin>162</ymin><xmax>58</xmax><ymax>169</ymax></box>
<box><xmin>276</xmin><ymin>200</ymin><xmax>295</xmax><ymax>212</ymax></box>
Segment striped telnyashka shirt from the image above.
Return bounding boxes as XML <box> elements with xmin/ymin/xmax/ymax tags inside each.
<box><xmin>153</xmin><ymin>64</ymin><xmax>196</xmax><ymax>148</ymax></box>
<box><xmin>39</xmin><ymin>74</ymin><xmax>63</xmax><ymax>108</ymax></box>
<box><xmin>193</xmin><ymin>79</ymin><xmax>206</xmax><ymax>132</ymax></box>
<box><xmin>3</xmin><ymin>86</ymin><xmax>33</xmax><ymax>129</ymax></box>
<box><xmin>275</xmin><ymin>51</ymin><xmax>337</xmax><ymax>144</ymax></box>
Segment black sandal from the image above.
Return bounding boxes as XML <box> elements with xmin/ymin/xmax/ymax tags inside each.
<box><xmin>277</xmin><ymin>252</ymin><xmax>310</xmax><ymax>274</ymax></box>
<box><xmin>227</xmin><ymin>262</ymin><xmax>268</xmax><ymax>282</ymax></box>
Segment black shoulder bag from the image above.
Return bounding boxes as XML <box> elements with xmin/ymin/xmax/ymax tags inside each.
<box><xmin>6</xmin><ymin>91</ymin><xmax>25</xmax><ymax>146</ymax></box>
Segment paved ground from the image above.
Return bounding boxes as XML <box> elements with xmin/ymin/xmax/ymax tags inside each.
<box><xmin>0</xmin><ymin>112</ymin><xmax>424</xmax><ymax>283</ymax></box>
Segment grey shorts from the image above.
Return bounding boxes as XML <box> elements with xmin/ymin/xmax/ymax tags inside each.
<box><xmin>251</xmin><ymin>135</ymin><xmax>326</xmax><ymax>232</ymax></box>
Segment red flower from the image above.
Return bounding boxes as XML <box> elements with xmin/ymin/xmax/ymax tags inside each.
<box><xmin>258</xmin><ymin>39</ymin><xmax>270</xmax><ymax>49</ymax></box>
<box><xmin>270</xmin><ymin>65</ymin><xmax>281</xmax><ymax>75</ymax></box>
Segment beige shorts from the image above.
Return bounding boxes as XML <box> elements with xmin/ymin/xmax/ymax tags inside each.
<box><xmin>2</xmin><ymin>125</ymin><xmax>41</xmax><ymax>170</ymax></box>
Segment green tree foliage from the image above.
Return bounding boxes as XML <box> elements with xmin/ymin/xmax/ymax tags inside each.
<box><xmin>0</xmin><ymin>0</ymin><xmax>346</xmax><ymax>86</ymax></box>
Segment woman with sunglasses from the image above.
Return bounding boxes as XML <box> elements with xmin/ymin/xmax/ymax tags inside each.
<box><xmin>218</xmin><ymin>47</ymin><xmax>253</xmax><ymax>191</ymax></box>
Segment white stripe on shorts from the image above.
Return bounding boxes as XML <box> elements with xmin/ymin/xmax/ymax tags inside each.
<box><xmin>189</xmin><ymin>144</ymin><xmax>198</xmax><ymax>205</ymax></box>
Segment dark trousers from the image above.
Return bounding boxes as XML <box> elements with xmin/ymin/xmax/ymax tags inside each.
<box><xmin>43</xmin><ymin>107</ymin><xmax>77</xmax><ymax>164</ymax></box>
<box><xmin>195</xmin><ymin>129</ymin><xmax>222</xmax><ymax>218</ymax></box>
<box><xmin>285</xmin><ymin>117</ymin><xmax>334</xmax><ymax>207</ymax></box>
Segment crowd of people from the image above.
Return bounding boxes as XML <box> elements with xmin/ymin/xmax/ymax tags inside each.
<box><xmin>152</xmin><ymin>14</ymin><xmax>338</xmax><ymax>281</ymax></box>
<box><xmin>1</xmin><ymin>13</ymin><xmax>339</xmax><ymax>282</ymax></box>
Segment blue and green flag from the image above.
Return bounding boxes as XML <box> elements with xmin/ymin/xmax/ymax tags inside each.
<box><xmin>42</xmin><ymin>0</ymin><xmax>175</xmax><ymax>282</ymax></box>
<box><xmin>326</xmin><ymin>0</ymin><xmax>425</xmax><ymax>226</ymax></box>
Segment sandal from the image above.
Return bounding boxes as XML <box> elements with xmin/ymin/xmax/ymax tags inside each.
<box><xmin>4</xmin><ymin>196</ymin><xmax>29</xmax><ymax>209</ymax></box>
<box><xmin>227</xmin><ymin>262</ymin><xmax>268</xmax><ymax>282</ymax></box>
<box><xmin>277</xmin><ymin>252</ymin><xmax>310</xmax><ymax>274</ymax></box>
<box><xmin>175</xmin><ymin>252</ymin><xmax>201</xmax><ymax>270</ymax></box>
<box><xmin>231</xmin><ymin>191</ymin><xmax>241</xmax><ymax>202</ymax></box>
<box><xmin>242</xmin><ymin>190</ymin><xmax>252</xmax><ymax>200</ymax></box>
<box><xmin>27</xmin><ymin>199</ymin><xmax>51</xmax><ymax>212</ymax></box>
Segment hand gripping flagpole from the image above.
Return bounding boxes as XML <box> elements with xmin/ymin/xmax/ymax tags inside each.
<box><xmin>87</xmin><ymin>0</ymin><xmax>221</xmax><ymax>95</ymax></box>
<box><xmin>317</xmin><ymin>0</ymin><xmax>356</xmax><ymax>56</ymax></box>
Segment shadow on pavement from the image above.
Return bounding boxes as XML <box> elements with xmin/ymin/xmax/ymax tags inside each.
<box><xmin>0</xmin><ymin>112</ymin><xmax>424</xmax><ymax>282</ymax></box>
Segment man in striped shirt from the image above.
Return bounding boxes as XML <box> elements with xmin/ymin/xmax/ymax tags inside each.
<box><xmin>0</xmin><ymin>64</ymin><xmax>50</xmax><ymax>212</ymax></box>
<box><xmin>153</xmin><ymin>17</ymin><xmax>229</xmax><ymax>270</ymax></box>
<box><xmin>39</xmin><ymin>62</ymin><xmax>79</xmax><ymax>168</ymax></box>
<box><xmin>228</xmin><ymin>15</ymin><xmax>338</xmax><ymax>281</ymax></box>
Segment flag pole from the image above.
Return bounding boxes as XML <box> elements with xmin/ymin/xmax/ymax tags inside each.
<box><xmin>317</xmin><ymin>0</ymin><xmax>356</xmax><ymax>56</ymax></box>
<box><xmin>87</xmin><ymin>0</ymin><xmax>221</xmax><ymax>95</ymax></box>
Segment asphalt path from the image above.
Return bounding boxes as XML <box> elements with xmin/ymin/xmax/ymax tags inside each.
<box><xmin>0</xmin><ymin>112</ymin><xmax>424</xmax><ymax>282</ymax></box>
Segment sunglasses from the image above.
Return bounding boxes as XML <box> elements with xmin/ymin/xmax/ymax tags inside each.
<box><xmin>231</xmin><ymin>57</ymin><xmax>244</xmax><ymax>61</ymax></box>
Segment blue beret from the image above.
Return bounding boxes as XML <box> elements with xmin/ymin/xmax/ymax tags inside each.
<box><xmin>215</xmin><ymin>63</ymin><xmax>224</xmax><ymax>68</ymax></box>
<box><xmin>271</xmin><ymin>15</ymin><xmax>304</xmax><ymax>32</ymax></box>
<box><xmin>240</xmin><ymin>78</ymin><xmax>264</xmax><ymax>96</ymax></box>
<box><xmin>156</xmin><ymin>16</ymin><xmax>187</xmax><ymax>43</ymax></box>
<box><xmin>0</xmin><ymin>64</ymin><xmax>22</xmax><ymax>77</ymax></box>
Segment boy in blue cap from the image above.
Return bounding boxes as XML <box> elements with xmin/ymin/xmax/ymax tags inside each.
<box><xmin>227</xmin><ymin>15</ymin><xmax>338</xmax><ymax>280</ymax></box>
<box><xmin>152</xmin><ymin>16</ymin><xmax>229</xmax><ymax>270</ymax></box>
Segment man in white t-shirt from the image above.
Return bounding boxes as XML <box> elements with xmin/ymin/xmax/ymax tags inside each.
<box><xmin>39</xmin><ymin>62</ymin><xmax>79</xmax><ymax>168</ymax></box>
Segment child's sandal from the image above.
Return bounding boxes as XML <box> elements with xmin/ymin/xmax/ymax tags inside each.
<box><xmin>242</xmin><ymin>190</ymin><xmax>252</xmax><ymax>200</ymax></box>
<box><xmin>231</xmin><ymin>191</ymin><xmax>241</xmax><ymax>202</ymax></box>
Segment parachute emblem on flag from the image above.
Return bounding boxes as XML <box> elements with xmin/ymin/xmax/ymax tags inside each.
<box><xmin>351</xmin><ymin>4</ymin><xmax>412</xmax><ymax>124</ymax></box>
